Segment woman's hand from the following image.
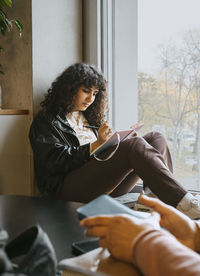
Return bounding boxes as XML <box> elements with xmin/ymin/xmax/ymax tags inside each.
<box><xmin>91</xmin><ymin>122</ymin><xmax>112</xmax><ymax>152</ymax></box>
<box><xmin>80</xmin><ymin>212</ymin><xmax>160</xmax><ymax>263</ymax></box>
<box><xmin>97</xmin><ymin>122</ymin><xmax>112</xmax><ymax>144</ymax></box>
<box><xmin>140</xmin><ymin>195</ymin><xmax>200</xmax><ymax>251</ymax></box>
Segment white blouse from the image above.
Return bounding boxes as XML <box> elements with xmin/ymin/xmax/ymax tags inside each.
<box><xmin>66</xmin><ymin>111</ymin><xmax>97</xmax><ymax>146</ymax></box>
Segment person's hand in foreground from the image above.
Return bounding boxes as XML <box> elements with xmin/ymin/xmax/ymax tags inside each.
<box><xmin>80</xmin><ymin>212</ymin><xmax>160</xmax><ymax>263</ymax></box>
<box><xmin>139</xmin><ymin>194</ymin><xmax>200</xmax><ymax>252</ymax></box>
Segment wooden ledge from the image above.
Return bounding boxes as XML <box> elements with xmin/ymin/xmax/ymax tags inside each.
<box><xmin>0</xmin><ymin>109</ymin><xmax>29</xmax><ymax>115</ymax></box>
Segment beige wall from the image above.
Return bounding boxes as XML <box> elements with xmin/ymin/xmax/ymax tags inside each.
<box><xmin>0</xmin><ymin>115</ymin><xmax>32</xmax><ymax>195</ymax></box>
<box><xmin>0</xmin><ymin>0</ymin><xmax>82</xmax><ymax>195</ymax></box>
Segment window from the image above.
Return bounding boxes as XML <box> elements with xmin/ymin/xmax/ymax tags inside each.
<box><xmin>83</xmin><ymin>0</ymin><xmax>200</xmax><ymax>191</ymax></box>
<box><xmin>138</xmin><ymin>0</ymin><xmax>200</xmax><ymax>191</ymax></box>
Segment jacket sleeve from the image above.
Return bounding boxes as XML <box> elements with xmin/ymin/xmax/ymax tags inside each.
<box><xmin>29</xmin><ymin>116</ymin><xmax>91</xmax><ymax>175</ymax></box>
<box><xmin>132</xmin><ymin>229</ymin><xmax>200</xmax><ymax>276</ymax></box>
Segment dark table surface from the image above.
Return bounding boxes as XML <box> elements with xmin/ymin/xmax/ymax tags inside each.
<box><xmin>0</xmin><ymin>195</ymin><xmax>86</xmax><ymax>261</ymax></box>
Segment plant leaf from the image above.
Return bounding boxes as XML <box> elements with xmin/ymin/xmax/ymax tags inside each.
<box><xmin>3</xmin><ymin>0</ymin><xmax>12</xmax><ymax>8</ymax></box>
<box><xmin>0</xmin><ymin>9</ymin><xmax>6</xmax><ymax>20</ymax></box>
<box><xmin>0</xmin><ymin>64</ymin><xmax>4</xmax><ymax>74</ymax></box>
<box><xmin>5</xmin><ymin>17</ymin><xmax>12</xmax><ymax>28</ymax></box>
<box><xmin>0</xmin><ymin>10</ymin><xmax>12</xmax><ymax>34</ymax></box>
<box><xmin>15</xmin><ymin>19</ymin><xmax>23</xmax><ymax>33</ymax></box>
<box><xmin>0</xmin><ymin>20</ymin><xmax>8</xmax><ymax>35</ymax></box>
<box><xmin>0</xmin><ymin>0</ymin><xmax>4</xmax><ymax>8</ymax></box>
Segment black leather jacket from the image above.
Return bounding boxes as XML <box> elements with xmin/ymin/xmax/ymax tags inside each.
<box><xmin>29</xmin><ymin>109</ymin><xmax>97</xmax><ymax>195</ymax></box>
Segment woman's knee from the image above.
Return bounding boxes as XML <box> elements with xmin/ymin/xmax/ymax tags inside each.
<box><xmin>143</xmin><ymin>131</ymin><xmax>167</xmax><ymax>144</ymax></box>
<box><xmin>123</xmin><ymin>131</ymin><xmax>169</xmax><ymax>157</ymax></box>
<box><xmin>142</xmin><ymin>131</ymin><xmax>170</xmax><ymax>155</ymax></box>
<box><xmin>122</xmin><ymin>136</ymin><xmax>147</xmax><ymax>156</ymax></box>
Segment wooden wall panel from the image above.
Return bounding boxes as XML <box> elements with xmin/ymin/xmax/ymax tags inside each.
<box><xmin>0</xmin><ymin>115</ymin><xmax>32</xmax><ymax>195</ymax></box>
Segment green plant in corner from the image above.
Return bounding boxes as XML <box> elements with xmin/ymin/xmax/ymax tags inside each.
<box><xmin>0</xmin><ymin>0</ymin><xmax>23</xmax><ymax>74</ymax></box>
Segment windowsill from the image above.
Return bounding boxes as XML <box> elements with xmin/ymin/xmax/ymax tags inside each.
<box><xmin>0</xmin><ymin>109</ymin><xmax>29</xmax><ymax>115</ymax></box>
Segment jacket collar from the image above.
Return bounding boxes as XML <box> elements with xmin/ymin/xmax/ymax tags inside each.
<box><xmin>52</xmin><ymin>114</ymin><xmax>75</xmax><ymax>134</ymax></box>
<box><xmin>56</xmin><ymin>112</ymin><xmax>98</xmax><ymax>137</ymax></box>
<box><xmin>42</xmin><ymin>109</ymin><xmax>98</xmax><ymax>137</ymax></box>
<box><xmin>56</xmin><ymin>114</ymin><xmax>71</xmax><ymax>127</ymax></box>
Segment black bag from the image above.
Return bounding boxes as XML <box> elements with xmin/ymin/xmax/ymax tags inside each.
<box><xmin>0</xmin><ymin>225</ymin><xmax>57</xmax><ymax>276</ymax></box>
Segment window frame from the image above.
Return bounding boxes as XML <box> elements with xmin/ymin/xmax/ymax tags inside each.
<box><xmin>83</xmin><ymin>0</ymin><xmax>138</xmax><ymax>130</ymax></box>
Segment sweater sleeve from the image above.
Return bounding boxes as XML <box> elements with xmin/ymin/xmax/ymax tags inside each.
<box><xmin>132</xmin><ymin>229</ymin><xmax>200</xmax><ymax>276</ymax></box>
<box><xmin>194</xmin><ymin>220</ymin><xmax>200</xmax><ymax>252</ymax></box>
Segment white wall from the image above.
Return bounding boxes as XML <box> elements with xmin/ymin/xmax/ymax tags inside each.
<box><xmin>32</xmin><ymin>0</ymin><xmax>82</xmax><ymax>113</ymax></box>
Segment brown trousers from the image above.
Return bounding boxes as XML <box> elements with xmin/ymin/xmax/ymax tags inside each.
<box><xmin>57</xmin><ymin>131</ymin><xmax>186</xmax><ymax>207</ymax></box>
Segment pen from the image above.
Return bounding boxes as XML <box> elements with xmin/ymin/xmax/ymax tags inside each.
<box><xmin>83</xmin><ymin>125</ymin><xmax>99</xmax><ymax>130</ymax></box>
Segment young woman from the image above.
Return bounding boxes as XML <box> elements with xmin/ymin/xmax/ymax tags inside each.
<box><xmin>29</xmin><ymin>62</ymin><xmax>200</xmax><ymax>219</ymax></box>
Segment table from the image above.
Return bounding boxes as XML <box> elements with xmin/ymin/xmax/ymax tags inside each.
<box><xmin>0</xmin><ymin>195</ymin><xmax>85</xmax><ymax>261</ymax></box>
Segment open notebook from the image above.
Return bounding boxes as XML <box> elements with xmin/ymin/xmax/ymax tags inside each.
<box><xmin>90</xmin><ymin>122</ymin><xmax>144</xmax><ymax>156</ymax></box>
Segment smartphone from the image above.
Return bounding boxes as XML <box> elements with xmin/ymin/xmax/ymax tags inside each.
<box><xmin>71</xmin><ymin>238</ymin><xmax>99</xmax><ymax>255</ymax></box>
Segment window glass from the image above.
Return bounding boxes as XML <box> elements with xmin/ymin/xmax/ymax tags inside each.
<box><xmin>138</xmin><ymin>0</ymin><xmax>200</xmax><ymax>191</ymax></box>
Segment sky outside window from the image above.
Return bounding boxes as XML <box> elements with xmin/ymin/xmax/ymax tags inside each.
<box><xmin>138</xmin><ymin>0</ymin><xmax>200</xmax><ymax>74</ymax></box>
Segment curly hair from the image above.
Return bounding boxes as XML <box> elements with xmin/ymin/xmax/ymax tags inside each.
<box><xmin>40</xmin><ymin>63</ymin><xmax>108</xmax><ymax>126</ymax></box>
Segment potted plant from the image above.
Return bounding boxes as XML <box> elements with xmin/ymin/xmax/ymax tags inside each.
<box><xmin>0</xmin><ymin>0</ymin><xmax>23</xmax><ymax>74</ymax></box>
